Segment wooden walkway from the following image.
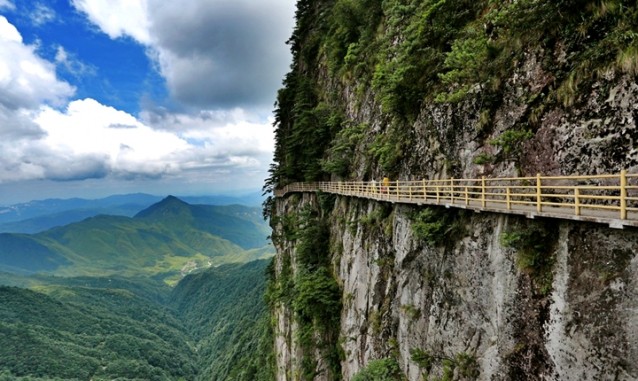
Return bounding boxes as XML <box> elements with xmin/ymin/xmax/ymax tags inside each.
<box><xmin>274</xmin><ymin>172</ymin><xmax>638</xmax><ymax>229</ymax></box>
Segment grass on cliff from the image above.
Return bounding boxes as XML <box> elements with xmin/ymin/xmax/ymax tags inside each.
<box><xmin>501</xmin><ymin>221</ymin><xmax>558</xmax><ymax>295</ymax></box>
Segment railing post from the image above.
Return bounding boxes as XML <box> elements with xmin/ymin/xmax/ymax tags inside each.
<box><xmin>620</xmin><ymin>169</ymin><xmax>627</xmax><ymax>219</ymax></box>
<box><xmin>465</xmin><ymin>185</ymin><xmax>469</xmax><ymax>206</ymax></box>
<box><xmin>481</xmin><ymin>176</ymin><xmax>486</xmax><ymax>208</ymax></box>
<box><xmin>536</xmin><ymin>173</ymin><xmax>542</xmax><ymax>213</ymax></box>
<box><xmin>506</xmin><ymin>187</ymin><xmax>511</xmax><ymax>210</ymax></box>
<box><xmin>423</xmin><ymin>179</ymin><xmax>427</xmax><ymax>200</ymax></box>
<box><xmin>574</xmin><ymin>187</ymin><xmax>580</xmax><ymax>216</ymax></box>
<box><xmin>450</xmin><ymin>178</ymin><xmax>454</xmax><ymax>204</ymax></box>
<box><xmin>409</xmin><ymin>185</ymin><xmax>412</xmax><ymax>200</ymax></box>
<box><xmin>436</xmin><ymin>184</ymin><xmax>440</xmax><ymax>204</ymax></box>
<box><xmin>396</xmin><ymin>180</ymin><xmax>400</xmax><ymax>199</ymax></box>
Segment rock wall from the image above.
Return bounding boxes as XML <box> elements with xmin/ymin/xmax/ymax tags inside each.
<box><xmin>272</xmin><ymin>193</ymin><xmax>638</xmax><ymax>380</ymax></box>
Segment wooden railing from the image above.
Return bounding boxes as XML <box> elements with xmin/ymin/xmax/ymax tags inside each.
<box><xmin>274</xmin><ymin>171</ymin><xmax>638</xmax><ymax>228</ymax></box>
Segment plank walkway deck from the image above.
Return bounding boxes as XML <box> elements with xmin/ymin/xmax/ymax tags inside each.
<box><xmin>275</xmin><ymin>172</ymin><xmax>638</xmax><ymax>229</ymax></box>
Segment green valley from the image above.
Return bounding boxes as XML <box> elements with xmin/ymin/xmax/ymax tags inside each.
<box><xmin>0</xmin><ymin>261</ymin><xmax>274</xmax><ymax>381</ymax></box>
<box><xmin>0</xmin><ymin>196</ymin><xmax>273</xmax><ymax>285</ymax></box>
<box><xmin>0</xmin><ymin>195</ymin><xmax>276</xmax><ymax>380</ymax></box>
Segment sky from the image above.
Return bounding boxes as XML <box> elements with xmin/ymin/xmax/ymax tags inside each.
<box><xmin>0</xmin><ymin>0</ymin><xmax>295</xmax><ymax>204</ymax></box>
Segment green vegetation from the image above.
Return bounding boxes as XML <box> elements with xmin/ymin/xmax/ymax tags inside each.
<box><xmin>368</xmin><ymin>130</ymin><xmax>406</xmax><ymax>175</ymax></box>
<box><xmin>410</xmin><ymin>208</ymin><xmax>463</xmax><ymax>246</ymax></box>
<box><xmin>294</xmin><ymin>206</ymin><xmax>342</xmax><ymax>380</ymax></box>
<box><xmin>322</xmin><ymin>122</ymin><xmax>368</xmax><ymax>178</ymax></box>
<box><xmin>0</xmin><ymin>196</ymin><xmax>273</xmax><ymax>285</ymax></box>
<box><xmin>400</xmin><ymin>304</ymin><xmax>421</xmax><ymax>321</ymax></box>
<box><xmin>472</xmin><ymin>152</ymin><xmax>495</xmax><ymax>165</ymax></box>
<box><xmin>351</xmin><ymin>358</ymin><xmax>405</xmax><ymax>381</ymax></box>
<box><xmin>266</xmin><ymin>202</ymin><xmax>342</xmax><ymax>380</ymax></box>
<box><xmin>500</xmin><ymin>221</ymin><xmax>558</xmax><ymax>295</ymax></box>
<box><xmin>0</xmin><ymin>285</ymin><xmax>196</xmax><ymax>380</ymax></box>
<box><xmin>359</xmin><ymin>204</ymin><xmax>393</xmax><ymax>237</ymax></box>
<box><xmin>170</xmin><ymin>260</ymin><xmax>275</xmax><ymax>381</ymax></box>
<box><xmin>266</xmin><ymin>0</ymin><xmax>638</xmax><ymax>192</ymax></box>
<box><xmin>489</xmin><ymin>129</ymin><xmax>534</xmax><ymax>162</ymax></box>
<box><xmin>411</xmin><ymin>348</ymin><xmax>479</xmax><ymax>380</ymax></box>
<box><xmin>0</xmin><ymin>261</ymin><xmax>274</xmax><ymax>381</ymax></box>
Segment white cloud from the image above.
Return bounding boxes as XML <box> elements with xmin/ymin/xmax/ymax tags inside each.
<box><xmin>0</xmin><ymin>96</ymin><xmax>273</xmax><ymax>186</ymax></box>
<box><xmin>0</xmin><ymin>14</ymin><xmax>22</xmax><ymax>43</ymax></box>
<box><xmin>34</xmin><ymin>98</ymin><xmax>190</xmax><ymax>179</ymax></box>
<box><xmin>0</xmin><ymin>15</ymin><xmax>74</xmax><ymax>153</ymax></box>
<box><xmin>0</xmin><ymin>5</ymin><xmax>282</xmax><ymax>199</ymax></box>
<box><xmin>54</xmin><ymin>46</ymin><xmax>96</xmax><ymax>77</ymax></box>
<box><xmin>71</xmin><ymin>0</ymin><xmax>295</xmax><ymax>110</ymax></box>
<box><xmin>71</xmin><ymin>0</ymin><xmax>151</xmax><ymax>43</ymax></box>
<box><xmin>141</xmin><ymin>108</ymin><xmax>274</xmax><ymax>155</ymax></box>
<box><xmin>31</xmin><ymin>3</ymin><xmax>56</xmax><ymax>26</ymax></box>
<box><xmin>0</xmin><ymin>16</ymin><xmax>74</xmax><ymax>110</ymax></box>
<box><xmin>0</xmin><ymin>0</ymin><xmax>14</xmax><ymax>10</ymax></box>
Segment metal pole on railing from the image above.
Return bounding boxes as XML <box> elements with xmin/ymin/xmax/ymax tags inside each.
<box><xmin>436</xmin><ymin>184</ymin><xmax>440</xmax><ymax>204</ymax></box>
<box><xmin>465</xmin><ymin>185</ymin><xmax>469</xmax><ymax>206</ymax></box>
<box><xmin>396</xmin><ymin>180</ymin><xmax>400</xmax><ymax>199</ymax></box>
<box><xmin>574</xmin><ymin>187</ymin><xmax>580</xmax><ymax>216</ymax></box>
<box><xmin>506</xmin><ymin>187</ymin><xmax>511</xmax><ymax>210</ymax></box>
<box><xmin>450</xmin><ymin>178</ymin><xmax>454</xmax><ymax>204</ymax></box>
<box><xmin>481</xmin><ymin>176</ymin><xmax>486</xmax><ymax>208</ymax></box>
<box><xmin>423</xmin><ymin>179</ymin><xmax>427</xmax><ymax>201</ymax></box>
<box><xmin>536</xmin><ymin>173</ymin><xmax>542</xmax><ymax>213</ymax></box>
<box><xmin>620</xmin><ymin>170</ymin><xmax>627</xmax><ymax>219</ymax></box>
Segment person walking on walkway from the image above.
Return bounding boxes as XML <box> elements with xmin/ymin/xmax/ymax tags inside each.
<box><xmin>382</xmin><ymin>177</ymin><xmax>390</xmax><ymax>194</ymax></box>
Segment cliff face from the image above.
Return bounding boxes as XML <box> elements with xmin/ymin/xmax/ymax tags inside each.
<box><xmin>272</xmin><ymin>194</ymin><xmax>638</xmax><ymax>380</ymax></box>
<box><xmin>266</xmin><ymin>1</ymin><xmax>638</xmax><ymax>380</ymax></box>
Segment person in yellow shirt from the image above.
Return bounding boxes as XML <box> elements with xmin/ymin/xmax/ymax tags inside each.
<box><xmin>382</xmin><ymin>177</ymin><xmax>390</xmax><ymax>193</ymax></box>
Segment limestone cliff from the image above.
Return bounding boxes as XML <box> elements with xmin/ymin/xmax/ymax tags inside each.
<box><xmin>265</xmin><ymin>1</ymin><xmax>638</xmax><ymax>380</ymax></box>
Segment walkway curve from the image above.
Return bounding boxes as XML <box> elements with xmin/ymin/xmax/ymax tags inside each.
<box><xmin>275</xmin><ymin>172</ymin><xmax>638</xmax><ymax>229</ymax></box>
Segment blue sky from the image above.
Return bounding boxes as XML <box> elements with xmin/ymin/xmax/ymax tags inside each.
<box><xmin>0</xmin><ymin>0</ymin><xmax>295</xmax><ymax>204</ymax></box>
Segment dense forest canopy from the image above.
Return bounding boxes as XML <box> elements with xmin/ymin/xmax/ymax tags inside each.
<box><xmin>0</xmin><ymin>261</ymin><xmax>274</xmax><ymax>381</ymax></box>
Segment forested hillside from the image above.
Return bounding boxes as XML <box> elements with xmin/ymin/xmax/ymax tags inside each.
<box><xmin>0</xmin><ymin>261</ymin><xmax>274</xmax><ymax>380</ymax></box>
<box><xmin>171</xmin><ymin>260</ymin><xmax>275</xmax><ymax>381</ymax></box>
<box><xmin>0</xmin><ymin>285</ymin><xmax>196</xmax><ymax>380</ymax></box>
<box><xmin>0</xmin><ymin>196</ymin><xmax>273</xmax><ymax>284</ymax></box>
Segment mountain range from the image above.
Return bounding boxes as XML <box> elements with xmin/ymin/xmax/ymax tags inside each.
<box><xmin>0</xmin><ymin>191</ymin><xmax>265</xmax><ymax>234</ymax></box>
<box><xmin>0</xmin><ymin>192</ymin><xmax>275</xmax><ymax>380</ymax></box>
<box><xmin>0</xmin><ymin>196</ymin><xmax>272</xmax><ymax>285</ymax></box>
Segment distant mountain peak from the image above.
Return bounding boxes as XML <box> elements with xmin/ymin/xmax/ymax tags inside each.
<box><xmin>163</xmin><ymin>195</ymin><xmax>183</xmax><ymax>202</ymax></box>
<box><xmin>134</xmin><ymin>196</ymin><xmax>191</xmax><ymax>219</ymax></box>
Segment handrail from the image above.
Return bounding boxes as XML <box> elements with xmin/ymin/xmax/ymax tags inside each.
<box><xmin>274</xmin><ymin>171</ymin><xmax>638</xmax><ymax>228</ymax></box>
